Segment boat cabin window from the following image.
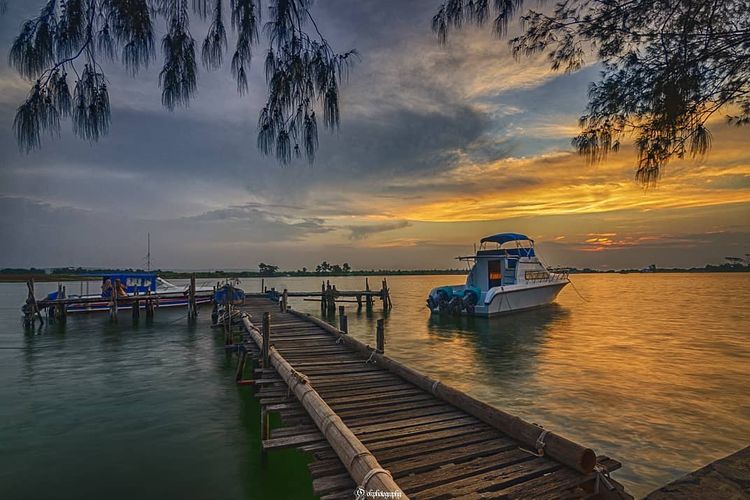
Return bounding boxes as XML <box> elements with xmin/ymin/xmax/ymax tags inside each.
<box><xmin>488</xmin><ymin>260</ymin><xmax>502</xmax><ymax>288</ymax></box>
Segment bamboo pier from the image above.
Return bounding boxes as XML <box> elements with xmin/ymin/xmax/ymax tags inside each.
<box><xmin>225</xmin><ymin>296</ymin><xmax>631</xmax><ymax>499</ymax></box>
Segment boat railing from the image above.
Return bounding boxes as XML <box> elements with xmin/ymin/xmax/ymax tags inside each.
<box><xmin>524</xmin><ymin>270</ymin><xmax>569</xmax><ymax>283</ymax></box>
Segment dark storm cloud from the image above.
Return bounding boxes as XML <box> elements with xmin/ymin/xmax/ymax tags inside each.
<box><xmin>347</xmin><ymin>220</ymin><xmax>411</xmax><ymax>240</ymax></box>
<box><xmin>186</xmin><ymin>203</ymin><xmax>333</xmax><ymax>236</ymax></box>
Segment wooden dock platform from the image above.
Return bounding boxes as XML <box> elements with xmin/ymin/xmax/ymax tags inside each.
<box><xmin>228</xmin><ymin>297</ymin><xmax>631</xmax><ymax>499</ymax></box>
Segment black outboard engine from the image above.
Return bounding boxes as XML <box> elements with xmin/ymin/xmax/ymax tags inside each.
<box><xmin>436</xmin><ymin>289</ymin><xmax>452</xmax><ymax>313</ymax></box>
<box><xmin>462</xmin><ymin>290</ymin><xmax>479</xmax><ymax>315</ymax></box>
<box><xmin>448</xmin><ymin>296</ymin><xmax>463</xmax><ymax>315</ymax></box>
<box><xmin>426</xmin><ymin>296</ymin><xmax>437</xmax><ymax>310</ymax></box>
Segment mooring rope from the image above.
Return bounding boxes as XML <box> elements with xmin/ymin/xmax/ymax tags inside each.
<box><xmin>520</xmin><ymin>428</ymin><xmax>549</xmax><ymax>457</ymax></box>
<box><xmin>594</xmin><ymin>464</ymin><xmax>614</xmax><ymax>493</ymax></box>
<box><xmin>358</xmin><ymin>467</ymin><xmax>393</xmax><ymax>491</ymax></box>
<box><xmin>364</xmin><ymin>349</ymin><xmax>377</xmax><ymax>364</ymax></box>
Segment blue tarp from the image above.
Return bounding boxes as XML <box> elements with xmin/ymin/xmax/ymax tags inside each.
<box><xmin>480</xmin><ymin>233</ymin><xmax>532</xmax><ymax>245</ymax></box>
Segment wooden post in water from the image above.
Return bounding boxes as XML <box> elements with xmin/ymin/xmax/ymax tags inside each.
<box><xmin>261</xmin><ymin>278</ymin><xmax>264</xmax><ymax>293</ymax></box>
<box><xmin>320</xmin><ymin>281</ymin><xmax>326</xmax><ymax>312</ymax></box>
<box><xmin>60</xmin><ymin>286</ymin><xmax>67</xmax><ymax>322</ymax></box>
<box><xmin>23</xmin><ymin>279</ymin><xmax>35</xmax><ymax>327</ymax></box>
<box><xmin>356</xmin><ymin>294</ymin><xmax>362</xmax><ymax>309</ymax></box>
<box><xmin>132</xmin><ymin>291</ymin><xmax>140</xmax><ymax>321</ymax></box>
<box><xmin>328</xmin><ymin>284</ymin><xmax>337</xmax><ymax>314</ymax></box>
<box><xmin>145</xmin><ymin>290</ymin><xmax>154</xmax><ymax>320</ymax></box>
<box><xmin>235</xmin><ymin>349</ymin><xmax>247</xmax><ymax>382</ymax></box>
<box><xmin>338</xmin><ymin>305</ymin><xmax>348</xmax><ymax>333</ymax></box>
<box><xmin>223</xmin><ymin>283</ymin><xmax>231</xmax><ymax>345</ymax></box>
<box><xmin>260</xmin><ymin>407</ymin><xmax>270</xmax><ymax>453</ymax></box>
<box><xmin>188</xmin><ymin>274</ymin><xmax>197</xmax><ymax>321</ymax></box>
<box><xmin>262</xmin><ymin>312</ymin><xmax>271</xmax><ymax>368</ymax></box>
<box><xmin>110</xmin><ymin>291</ymin><xmax>118</xmax><ymax>322</ymax></box>
<box><xmin>376</xmin><ymin>319</ymin><xmax>385</xmax><ymax>353</ymax></box>
<box><xmin>281</xmin><ymin>289</ymin><xmax>288</xmax><ymax>312</ymax></box>
<box><xmin>365</xmin><ymin>278</ymin><xmax>373</xmax><ymax>309</ymax></box>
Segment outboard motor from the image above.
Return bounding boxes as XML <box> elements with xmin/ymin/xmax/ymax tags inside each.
<box><xmin>448</xmin><ymin>296</ymin><xmax>463</xmax><ymax>316</ymax></box>
<box><xmin>426</xmin><ymin>296</ymin><xmax>437</xmax><ymax>310</ymax></box>
<box><xmin>436</xmin><ymin>288</ymin><xmax>452</xmax><ymax>313</ymax></box>
<box><xmin>462</xmin><ymin>288</ymin><xmax>479</xmax><ymax>314</ymax></box>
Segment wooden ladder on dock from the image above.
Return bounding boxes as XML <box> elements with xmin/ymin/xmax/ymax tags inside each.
<box><xmin>231</xmin><ymin>297</ymin><xmax>630</xmax><ymax>499</ymax></box>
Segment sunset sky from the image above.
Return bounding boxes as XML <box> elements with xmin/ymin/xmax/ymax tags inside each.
<box><xmin>1</xmin><ymin>1</ymin><xmax>749</xmax><ymax>271</ymax></box>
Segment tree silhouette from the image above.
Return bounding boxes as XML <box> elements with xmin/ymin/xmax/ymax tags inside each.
<box><xmin>433</xmin><ymin>0</ymin><xmax>750</xmax><ymax>184</ymax></box>
<box><xmin>9</xmin><ymin>0</ymin><xmax>357</xmax><ymax>164</ymax></box>
<box><xmin>258</xmin><ymin>262</ymin><xmax>278</xmax><ymax>275</ymax></box>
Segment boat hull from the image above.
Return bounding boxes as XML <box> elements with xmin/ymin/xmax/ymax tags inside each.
<box><xmin>479</xmin><ymin>281</ymin><xmax>567</xmax><ymax>316</ymax></box>
<box><xmin>428</xmin><ymin>281</ymin><xmax>568</xmax><ymax>317</ymax></box>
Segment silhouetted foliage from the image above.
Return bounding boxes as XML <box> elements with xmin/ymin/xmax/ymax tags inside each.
<box><xmin>258</xmin><ymin>262</ymin><xmax>279</xmax><ymax>275</ymax></box>
<box><xmin>433</xmin><ymin>0</ymin><xmax>750</xmax><ymax>184</ymax></box>
<box><xmin>9</xmin><ymin>0</ymin><xmax>357</xmax><ymax>164</ymax></box>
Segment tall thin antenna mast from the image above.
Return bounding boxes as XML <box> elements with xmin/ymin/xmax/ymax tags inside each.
<box><xmin>147</xmin><ymin>232</ymin><xmax>151</xmax><ymax>272</ymax></box>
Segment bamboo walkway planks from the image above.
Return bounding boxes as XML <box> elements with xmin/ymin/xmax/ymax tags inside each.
<box><xmin>232</xmin><ymin>297</ymin><xmax>631</xmax><ymax>499</ymax></box>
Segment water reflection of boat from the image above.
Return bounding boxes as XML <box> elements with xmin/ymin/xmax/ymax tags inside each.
<box><xmin>428</xmin><ymin>304</ymin><xmax>571</xmax><ymax>377</ymax></box>
<box><xmin>427</xmin><ymin>233</ymin><xmax>569</xmax><ymax>316</ymax></box>
<box><xmin>41</xmin><ymin>273</ymin><xmax>215</xmax><ymax>314</ymax></box>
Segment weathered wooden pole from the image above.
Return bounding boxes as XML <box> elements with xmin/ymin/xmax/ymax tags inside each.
<box><xmin>376</xmin><ymin>319</ymin><xmax>385</xmax><ymax>353</ymax></box>
<box><xmin>132</xmin><ymin>294</ymin><xmax>140</xmax><ymax>320</ymax></box>
<box><xmin>145</xmin><ymin>291</ymin><xmax>154</xmax><ymax>319</ymax></box>
<box><xmin>281</xmin><ymin>289</ymin><xmax>288</xmax><ymax>312</ymax></box>
<box><xmin>328</xmin><ymin>284</ymin><xmax>337</xmax><ymax>314</ymax></box>
<box><xmin>365</xmin><ymin>277</ymin><xmax>373</xmax><ymax>308</ymax></box>
<box><xmin>224</xmin><ymin>284</ymin><xmax>231</xmax><ymax>345</ymax></box>
<box><xmin>356</xmin><ymin>294</ymin><xmax>363</xmax><ymax>309</ymax></box>
<box><xmin>261</xmin><ymin>278</ymin><xmax>265</xmax><ymax>293</ymax></box>
<box><xmin>110</xmin><ymin>289</ymin><xmax>118</xmax><ymax>322</ymax></box>
<box><xmin>338</xmin><ymin>305</ymin><xmax>348</xmax><ymax>333</ymax></box>
<box><xmin>262</xmin><ymin>312</ymin><xmax>271</xmax><ymax>368</ymax></box>
<box><xmin>321</xmin><ymin>281</ymin><xmax>326</xmax><ymax>311</ymax></box>
<box><xmin>60</xmin><ymin>286</ymin><xmax>67</xmax><ymax>322</ymax></box>
<box><xmin>26</xmin><ymin>278</ymin><xmax>43</xmax><ymax>326</ymax></box>
<box><xmin>235</xmin><ymin>349</ymin><xmax>247</xmax><ymax>382</ymax></box>
<box><xmin>188</xmin><ymin>274</ymin><xmax>197</xmax><ymax>321</ymax></box>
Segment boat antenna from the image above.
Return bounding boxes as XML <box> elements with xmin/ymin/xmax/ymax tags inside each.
<box><xmin>147</xmin><ymin>232</ymin><xmax>151</xmax><ymax>272</ymax></box>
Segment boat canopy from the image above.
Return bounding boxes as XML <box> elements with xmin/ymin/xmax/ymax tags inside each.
<box><xmin>480</xmin><ymin>233</ymin><xmax>533</xmax><ymax>245</ymax></box>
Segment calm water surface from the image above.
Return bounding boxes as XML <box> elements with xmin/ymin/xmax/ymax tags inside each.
<box><xmin>1</xmin><ymin>274</ymin><xmax>749</xmax><ymax>498</ymax></box>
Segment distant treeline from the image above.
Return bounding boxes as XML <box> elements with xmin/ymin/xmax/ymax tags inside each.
<box><xmin>0</xmin><ymin>266</ymin><xmax>468</xmax><ymax>282</ymax></box>
<box><xmin>1</xmin><ymin>262</ymin><xmax>747</xmax><ymax>283</ymax></box>
<box><xmin>561</xmin><ymin>263</ymin><xmax>749</xmax><ymax>274</ymax></box>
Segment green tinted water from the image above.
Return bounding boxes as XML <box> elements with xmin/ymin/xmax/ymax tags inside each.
<box><xmin>1</xmin><ymin>274</ymin><xmax>749</xmax><ymax>498</ymax></box>
<box><xmin>0</xmin><ymin>281</ymin><xmax>316</xmax><ymax>500</ymax></box>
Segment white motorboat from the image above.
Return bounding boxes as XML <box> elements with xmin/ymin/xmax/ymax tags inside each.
<box><xmin>427</xmin><ymin>233</ymin><xmax>569</xmax><ymax>316</ymax></box>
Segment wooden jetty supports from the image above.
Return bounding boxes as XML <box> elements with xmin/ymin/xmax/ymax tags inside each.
<box><xmin>53</xmin><ymin>285</ymin><xmax>68</xmax><ymax>323</ymax></box>
<box><xmin>261</xmin><ymin>312</ymin><xmax>271</xmax><ymax>368</ymax></box>
<box><xmin>241</xmin><ymin>314</ymin><xmax>407</xmax><ymax>498</ymax></box>
<box><xmin>376</xmin><ymin>318</ymin><xmax>385</xmax><ymax>353</ymax></box>
<box><xmin>145</xmin><ymin>291</ymin><xmax>155</xmax><ymax>319</ymax></box>
<box><xmin>110</xmin><ymin>290</ymin><xmax>118</xmax><ymax>322</ymax></box>
<box><xmin>288</xmin><ymin>309</ymin><xmax>597</xmax><ymax>474</ymax></box>
<box><xmin>23</xmin><ymin>279</ymin><xmax>44</xmax><ymax>327</ymax></box>
<box><xmin>187</xmin><ymin>275</ymin><xmax>198</xmax><ymax>321</ymax></box>
<box><xmin>338</xmin><ymin>305</ymin><xmax>348</xmax><ymax>334</ymax></box>
<box><xmin>365</xmin><ymin>278</ymin><xmax>373</xmax><ymax>309</ymax></box>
